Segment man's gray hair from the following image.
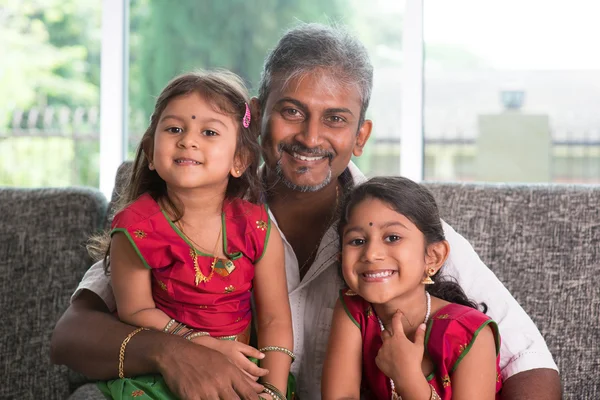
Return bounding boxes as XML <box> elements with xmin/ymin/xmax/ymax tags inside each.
<box><xmin>258</xmin><ymin>23</ymin><xmax>374</xmax><ymax>126</ymax></box>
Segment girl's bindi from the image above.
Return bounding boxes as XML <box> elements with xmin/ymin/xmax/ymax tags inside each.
<box><xmin>191</xmin><ymin>115</ymin><xmax>196</xmax><ymax>119</ymax></box>
<box><xmin>369</xmin><ymin>222</ymin><xmax>373</xmax><ymax>226</ymax></box>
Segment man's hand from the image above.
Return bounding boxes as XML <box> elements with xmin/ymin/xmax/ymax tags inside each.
<box><xmin>156</xmin><ymin>337</ymin><xmax>265</xmax><ymax>400</ymax></box>
<box><xmin>193</xmin><ymin>336</ymin><xmax>269</xmax><ymax>381</ymax></box>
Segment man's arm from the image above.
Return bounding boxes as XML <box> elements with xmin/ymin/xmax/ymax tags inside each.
<box><xmin>50</xmin><ymin>289</ymin><xmax>263</xmax><ymax>400</ymax></box>
<box><xmin>501</xmin><ymin>369</ymin><xmax>561</xmax><ymax>400</ymax></box>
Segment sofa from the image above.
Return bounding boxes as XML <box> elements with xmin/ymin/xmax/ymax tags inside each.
<box><xmin>1</xmin><ymin>162</ymin><xmax>598</xmax><ymax>399</ymax></box>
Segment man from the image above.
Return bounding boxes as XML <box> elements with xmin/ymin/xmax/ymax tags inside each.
<box><xmin>51</xmin><ymin>23</ymin><xmax>561</xmax><ymax>399</ymax></box>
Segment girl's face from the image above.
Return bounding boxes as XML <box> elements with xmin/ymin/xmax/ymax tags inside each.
<box><xmin>150</xmin><ymin>92</ymin><xmax>244</xmax><ymax>192</ymax></box>
<box><xmin>341</xmin><ymin>197</ymin><xmax>435</xmax><ymax>304</ymax></box>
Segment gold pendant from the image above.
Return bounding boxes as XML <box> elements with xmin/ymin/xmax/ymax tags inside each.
<box><xmin>191</xmin><ymin>249</ymin><xmax>215</xmax><ymax>285</ymax></box>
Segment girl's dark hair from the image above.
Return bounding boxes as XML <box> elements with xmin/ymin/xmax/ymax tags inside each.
<box><xmin>88</xmin><ymin>70</ymin><xmax>262</xmax><ymax>271</ymax></box>
<box><xmin>338</xmin><ymin>176</ymin><xmax>486</xmax><ymax>312</ymax></box>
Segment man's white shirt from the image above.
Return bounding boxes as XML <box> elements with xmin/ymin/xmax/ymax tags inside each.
<box><xmin>72</xmin><ymin>162</ymin><xmax>557</xmax><ymax>399</ymax></box>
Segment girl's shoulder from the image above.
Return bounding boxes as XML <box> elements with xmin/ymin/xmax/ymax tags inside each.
<box><xmin>338</xmin><ymin>289</ymin><xmax>370</xmax><ymax>329</ymax></box>
<box><xmin>111</xmin><ymin>193</ymin><xmax>161</xmax><ymax>230</ymax></box>
<box><xmin>223</xmin><ymin>198</ymin><xmax>271</xmax><ymax>263</ymax></box>
<box><xmin>224</xmin><ymin>198</ymin><xmax>268</xmax><ymax>221</ymax></box>
<box><xmin>426</xmin><ymin>303</ymin><xmax>500</xmax><ymax>373</ymax></box>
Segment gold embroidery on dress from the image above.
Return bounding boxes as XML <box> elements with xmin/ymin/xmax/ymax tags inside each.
<box><xmin>442</xmin><ymin>374</ymin><xmax>451</xmax><ymax>388</ymax></box>
<box><xmin>459</xmin><ymin>343</ymin><xmax>466</xmax><ymax>353</ymax></box>
<box><xmin>365</xmin><ymin>306</ymin><xmax>374</xmax><ymax>318</ymax></box>
<box><xmin>345</xmin><ymin>289</ymin><xmax>358</xmax><ymax>296</ymax></box>
<box><xmin>131</xmin><ymin>390</ymin><xmax>145</xmax><ymax>397</ymax></box>
<box><xmin>224</xmin><ymin>285</ymin><xmax>235</xmax><ymax>293</ymax></box>
<box><xmin>436</xmin><ymin>314</ymin><xmax>450</xmax><ymax>319</ymax></box>
<box><xmin>134</xmin><ymin>230</ymin><xmax>146</xmax><ymax>238</ymax></box>
<box><xmin>157</xmin><ymin>280</ymin><xmax>167</xmax><ymax>291</ymax></box>
<box><xmin>256</xmin><ymin>220</ymin><xmax>267</xmax><ymax>231</ymax></box>
<box><xmin>198</xmin><ymin>305</ymin><xmax>208</xmax><ymax>309</ymax></box>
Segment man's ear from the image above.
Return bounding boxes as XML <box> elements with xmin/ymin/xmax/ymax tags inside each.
<box><xmin>353</xmin><ymin>119</ymin><xmax>373</xmax><ymax>157</ymax></box>
<box><xmin>250</xmin><ymin>96</ymin><xmax>261</xmax><ymax>123</ymax></box>
<box><xmin>424</xmin><ymin>240</ymin><xmax>450</xmax><ymax>274</ymax></box>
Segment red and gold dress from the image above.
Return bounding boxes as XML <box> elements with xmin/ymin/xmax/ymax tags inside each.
<box><xmin>340</xmin><ymin>289</ymin><xmax>503</xmax><ymax>400</ymax></box>
<box><xmin>98</xmin><ymin>193</ymin><xmax>271</xmax><ymax>399</ymax></box>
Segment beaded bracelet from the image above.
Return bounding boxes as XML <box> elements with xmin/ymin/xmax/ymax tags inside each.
<box><xmin>258</xmin><ymin>346</ymin><xmax>296</xmax><ymax>363</ymax></box>
<box><xmin>261</xmin><ymin>382</ymin><xmax>287</xmax><ymax>400</ymax></box>
<box><xmin>163</xmin><ymin>319</ymin><xmax>176</xmax><ymax>333</ymax></box>
<box><xmin>118</xmin><ymin>327</ymin><xmax>148</xmax><ymax>379</ymax></box>
<box><xmin>185</xmin><ymin>331</ymin><xmax>210</xmax><ymax>341</ymax></box>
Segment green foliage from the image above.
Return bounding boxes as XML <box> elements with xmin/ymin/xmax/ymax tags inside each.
<box><xmin>129</xmin><ymin>0</ymin><xmax>345</xmax><ymax>126</ymax></box>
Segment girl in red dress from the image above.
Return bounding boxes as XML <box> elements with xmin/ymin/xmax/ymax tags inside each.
<box><xmin>96</xmin><ymin>71</ymin><xmax>293</xmax><ymax>400</ymax></box>
<box><xmin>322</xmin><ymin>177</ymin><xmax>502</xmax><ymax>400</ymax></box>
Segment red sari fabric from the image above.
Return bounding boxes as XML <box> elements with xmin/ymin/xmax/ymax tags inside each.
<box><xmin>110</xmin><ymin>193</ymin><xmax>269</xmax><ymax>337</ymax></box>
<box><xmin>340</xmin><ymin>289</ymin><xmax>502</xmax><ymax>399</ymax></box>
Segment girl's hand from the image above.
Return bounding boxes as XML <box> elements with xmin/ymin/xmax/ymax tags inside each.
<box><xmin>375</xmin><ymin>310</ymin><xmax>427</xmax><ymax>393</ymax></box>
<box><xmin>192</xmin><ymin>336</ymin><xmax>269</xmax><ymax>381</ymax></box>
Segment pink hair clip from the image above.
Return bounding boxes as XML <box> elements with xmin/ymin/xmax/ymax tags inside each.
<box><xmin>243</xmin><ymin>103</ymin><xmax>251</xmax><ymax>128</ymax></box>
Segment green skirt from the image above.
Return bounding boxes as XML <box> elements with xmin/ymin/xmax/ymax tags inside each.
<box><xmin>98</xmin><ymin>363</ymin><xmax>297</xmax><ymax>399</ymax></box>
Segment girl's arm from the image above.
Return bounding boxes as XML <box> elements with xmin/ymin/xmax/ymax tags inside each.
<box><xmin>252</xmin><ymin>224</ymin><xmax>293</xmax><ymax>395</ymax></box>
<box><xmin>321</xmin><ymin>299</ymin><xmax>363</xmax><ymax>400</ymax></box>
<box><xmin>110</xmin><ymin>232</ymin><xmax>171</xmax><ymax>330</ymax></box>
<box><xmin>450</xmin><ymin>324</ymin><xmax>498</xmax><ymax>400</ymax></box>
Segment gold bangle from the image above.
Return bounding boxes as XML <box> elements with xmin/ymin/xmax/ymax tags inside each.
<box><xmin>258</xmin><ymin>346</ymin><xmax>296</xmax><ymax>363</ymax></box>
<box><xmin>118</xmin><ymin>327</ymin><xmax>148</xmax><ymax>379</ymax></box>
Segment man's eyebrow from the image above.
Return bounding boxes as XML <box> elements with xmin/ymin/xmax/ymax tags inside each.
<box><xmin>275</xmin><ymin>97</ymin><xmax>308</xmax><ymax>110</ymax></box>
<box><xmin>325</xmin><ymin>107</ymin><xmax>354</xmax><ymax>116</ymax></box>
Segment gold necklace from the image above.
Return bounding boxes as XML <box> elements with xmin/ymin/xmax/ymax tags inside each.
<box><xmin>299</xmin><ymin>183</ymin><xmax>340</xmax><ymax>275</ymax></box>
<box><xmin>177</xmin><ymin>221</ymin><xmax>222</xmax><ymax>285</ymax></box>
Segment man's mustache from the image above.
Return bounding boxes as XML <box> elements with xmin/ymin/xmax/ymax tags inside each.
<box><xmin>277</xmin><ymin>143</ymin><xmax>335</xmax><ymax>160</ymax></box>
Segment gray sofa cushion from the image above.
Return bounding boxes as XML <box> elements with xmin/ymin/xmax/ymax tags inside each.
<box><xmin>0</xmin><ymin>188</ymin><xmax>107</xmax><ymax>399</ymax></box>
<box><xmin>425</xmin><ymin>182</ymin><xmax>600</xmax><ymax>398</ymax></box>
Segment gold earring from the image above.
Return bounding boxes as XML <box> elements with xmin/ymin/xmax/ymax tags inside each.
<box><xmin>422</xmin><ymin>267</ymin><xmax>435</xmax><ymax>285</ymax></box>
<box><xmin>236</xmin><ymin>169</ymin><xmax>241</xmax><ymax>175</ymax></box>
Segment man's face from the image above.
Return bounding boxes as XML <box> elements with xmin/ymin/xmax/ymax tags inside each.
<box><xmin>259</xmin><ymin>70</ymin><xmax>372</xmax><ymax>192</ymax></box>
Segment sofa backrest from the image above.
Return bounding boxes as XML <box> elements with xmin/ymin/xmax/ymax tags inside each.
<box><xmin>0</xmin><ymin>187</ymin><xmax>107</xmax><ymax>399</ymax></box>
<box><xmin>108</xmin><ymin>163</ymin><xmax>598</xmax><ymax>397</ymax></box>
<box><xmin>425</xmin><ymin>182</ymin><xmax>600</xmax><ymax>399</ymax></box>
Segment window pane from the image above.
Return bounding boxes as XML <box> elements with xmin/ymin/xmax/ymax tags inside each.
<box><xmin>424</xmin><ymin>0</ymin><xmax>600</xmax><ymax>183</ymax></box>
<box><xmin>127</xmin><ymin>0</ymin><xmax>405</xmax><ymax>177</ymax></box>
<box><xmin>0</xmin><ymin>1</ymin><xmax>101</xmax><ymax>187</ymax></box>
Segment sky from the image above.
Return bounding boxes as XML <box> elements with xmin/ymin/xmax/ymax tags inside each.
<box><xmin>424</xmin><ymin>0</ymin><xmax>600</xmax><ymax>70</ymax></box>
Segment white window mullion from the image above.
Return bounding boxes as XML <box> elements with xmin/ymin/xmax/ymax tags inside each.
<box><xmin>400</xmin><ymin>0</ymin><xmax>425</xmax><ymax>181</ymax></box>
<box><xmin>99</xmin><ymin>0</ymin><xmax>128</xmax><ymax>198</ymax></box>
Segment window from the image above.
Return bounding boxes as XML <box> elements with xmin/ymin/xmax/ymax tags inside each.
<box><xmin>127</xmin><ymin>0</ymin><xmax>405</xmax><ymax>177</ymax></box>
<box><xmin>423</xmin><ymin>0</ymin><xmax>600</xmax><ymax>183</ymax></box>
<box><xmin>0</xmin><ymin>1</ymin><xmax>101</xmax><ymax>187</ymax></box>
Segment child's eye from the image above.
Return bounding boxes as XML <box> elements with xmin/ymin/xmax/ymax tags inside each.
<box><xmin>166</xmin><ymin>127</ymin><xmax>183</xmax><ymax>134</ymax></box>
<box><xmin>385</xmin><ymin>235</ymin><xmax>401</xmax><ymax>243</ymax></box>
<box><xmin>202</xmin><ymin>130</ymin><xmax>218</xmax><ymax>137</ymax></box>
<box><xmin>347</xmin><ymin>238</ymin><xmax>366</xmax><ymax>246</ymax></box>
